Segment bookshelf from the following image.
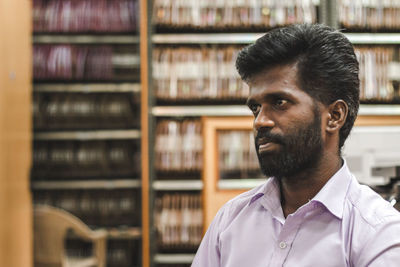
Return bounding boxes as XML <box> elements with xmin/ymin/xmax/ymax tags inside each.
<box><xmin>31</xmin><ymin>0</ymin><xmax>145</xmax><ymax>266</ymax></box>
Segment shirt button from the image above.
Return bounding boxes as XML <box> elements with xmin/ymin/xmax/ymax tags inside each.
<box><xmin>279</xmin><ymin>241</ymin><xmax>287</xmax><ymax>249</ymax></box>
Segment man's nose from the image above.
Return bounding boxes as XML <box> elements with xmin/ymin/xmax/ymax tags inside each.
<box><xmin>254</xmin><ymin>107</ymin><xmax>275</xmax><ymax>130</ymax></box>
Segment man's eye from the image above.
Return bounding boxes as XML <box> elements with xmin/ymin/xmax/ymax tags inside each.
<box><xmin>249</xmin><ymin>104</ymin><xmax>260</xmax><ymax>114</ymax></box>
<box><xmin>275</xmin><ymin>99</ymin><xmax>288</xmax><ymax>107</ymax></box>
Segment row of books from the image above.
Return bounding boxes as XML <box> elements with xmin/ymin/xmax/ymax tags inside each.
<box><xmin>33</xmin><ymin>0</ymin><xmax>138</xmax><ymax>33</ymax></box>
<box><xmin>34</xmin><ymin>189</ymin><xmax>139</xmax><ymax>227</ymax></box>
<box><xmin>218</xmin><ymin>130</ymin><xmax>262</xmax><ymax>179</ymax></box>
<box><xmin>355</xmin><ymin>47</ymin><xmax>396</xmax><ymax>101</ymax></box>
<box><xmin>154</xmin><ymin>193</ymin><xmax>202</xmax><ymax>251</ymax></box>
<box><xmin>153</xmin><ymin>0</ymin><xmax>316</xmax><ymax>30</ymax></box>
<box><xmin>153</xmin><ymin>45</ymin><xmax>399</xmax><ymax>103</ymax></box>
<box><xmin>153</xmin><ymin>46</ymin><xmax>248</xmax><ymax>102</ymax></box>
<box><xmin>155</xmin><ymin>120</ymin><xmax>202</xmax><ymax>172</ymax></box>
<box><xmin>34</xmin><ymin>93</ymin><xmax>139</xmax><ymax>130</ymax></box>
<box><xmin>34</xmin><ymin>45</ymin><xmax>138</xmax><ymax>81</ymax></box>
<box><xmin>32</xmin><ymin>140</ymin><xmax>140</xmax><ymax>179</ymax></box>
<box><xmin>339</xmin><ymin>0</ymin><xmax>400</xmax><ymax>30</ymax></box>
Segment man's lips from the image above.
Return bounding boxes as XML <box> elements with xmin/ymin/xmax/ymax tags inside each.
<box><xmin>258</xmin><ymin>142</ymin><xmax>279</xmax><ymax>153</ymax></box>
<box><xmin>256</xmin><ymin>137</ymin><xmax>280</xmax><ymax>153</ymax></box>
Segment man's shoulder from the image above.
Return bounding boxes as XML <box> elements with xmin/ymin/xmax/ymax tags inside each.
<box><xmin>346</xmin><ymin>181</ymin><xmax>400</xmax><ymax>228</ymax></box>
<box><xmin>344</xmin><ymin>179</ymin><xmax>400</xmax><ymax>265</ymax></box>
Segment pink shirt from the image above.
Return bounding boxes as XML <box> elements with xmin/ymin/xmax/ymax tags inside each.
<box><xmin>192</xmin><ymin>161</ymin><xmax>400</xmax><ymax>267</ymax></box>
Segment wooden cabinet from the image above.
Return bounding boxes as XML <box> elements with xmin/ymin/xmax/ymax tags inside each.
<box><xmin>0</xmin><ymin>1</ymin><xmax>32</xmax><ymax>267</ymax></box>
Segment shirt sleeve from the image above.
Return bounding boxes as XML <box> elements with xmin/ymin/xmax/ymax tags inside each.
<box><xmin>354</xmin><ymin>216</ymin><xmax>400</xmax><ymax>267</ymax></box>
<box><xmin>191</xmin><ymin>203</ymin><xmax>229</xmax><ymax>267</ymax></box>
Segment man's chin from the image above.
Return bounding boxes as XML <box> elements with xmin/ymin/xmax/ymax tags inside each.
<box><xmin>259</xmin><ymin>160</ymin><xmax>286</xmax><ymax>178</ymax></box>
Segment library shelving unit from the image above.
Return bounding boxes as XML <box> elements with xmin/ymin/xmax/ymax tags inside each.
<box><xmin>30</xmin><ymin>0</ymin><xmax>151</xmax><ymax>266</ymax></box>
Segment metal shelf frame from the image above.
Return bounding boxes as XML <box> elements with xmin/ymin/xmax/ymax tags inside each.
<box><xmin>152</xmin><ymin>179</ymin><xmax>269</xmax><ymax>191</ymax></box>
<box><xmin>345</xmin><ymin>33</ymin><xmax>400</xmax><ymax>44</ymax></box>
<box><xmin>152</xmin><ymin>180</ymin><xmax>203</xmax><ymax>191</ymax></box>
<box><xmin>106</xmin><ymin>227</ymin><xmax>142</xmax><ymax>239</ymax></box>
<box><xmin>31</xmin><ymin>179</ymin><xmax>141</xmax><ymax>190</ymax></box>
<box><xmin>33</xmin><ymin>34</ymin><xmax>140</xmax><ymax>44</ymax></box>
<box><xmin>153</xmin><ymin>33</ymin><xmax>400</xmax><ymax>45</ymax></box>
<box><xmin>34</xmin><ymin>129</ymin><xmax>141</xmax><ymax>141</ymax></box>
<box><xmin>34</xmin><ymin>83</ymin><xmax>141</xmax><ymax>93</ymax></box>
<box><xmin>152</xmin><ymin>104</ymin><xmax>400</xmax><ymax>117</ymax></box>
<box><xmin>153</xmin><ymin>33</ymin><xmax>264</xmax><ymax>44</ymax></box>
<box><xmin>68</xmin><ymin>227</ymin><xmax>142</xmax><ymax>239</ymax></box>
<box><xmin>152</xmin><ymin>105</ymin><xmax>252</xmax><ymax>117</ymax></box>
<box><xmin>218</xmin><ymin>178</ymin><xmax>266</xmax><ymax>190</ymax></box>
<box><xmin>153</xmin><ymin>253</ymin><xmax>196</xmax><ymax>264</ymax></box>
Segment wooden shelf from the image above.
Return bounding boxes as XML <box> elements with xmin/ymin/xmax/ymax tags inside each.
<box><xmin>31</xmin><ymin>179</ymin><xmax>141</xmax><ymax>190</ymax></box>
<box><xmin>34</xmin><ymin>129</ymin><xmax>141</xmax><ymax>140</ymax></box>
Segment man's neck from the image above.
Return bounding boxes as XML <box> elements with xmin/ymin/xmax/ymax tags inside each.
<box><xmin>279</xmin><ymin>155</ymin><xmax>342</xmax><ymax>218</ymax></box>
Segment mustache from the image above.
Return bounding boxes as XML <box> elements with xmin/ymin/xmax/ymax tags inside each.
<box><xmin>255</xmin><ymin>130</ymin><xmax>285</xmax><ymax>146</ymax></box>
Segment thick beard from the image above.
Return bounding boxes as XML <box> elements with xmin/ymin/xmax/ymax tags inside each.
<box><xmin>255</xmin><ymin>108</ymin><xmax>323</xmax><ymax>180</ymax></box>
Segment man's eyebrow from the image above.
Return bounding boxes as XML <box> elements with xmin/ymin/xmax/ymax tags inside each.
<box><xmin>246</xmin><ymin>91</ymin><xmax>296</xmax><ymax>106</ymax></box>
<box><xmin>263</xmin><ymin>91</ymin><xmax>295</xmax><ymax>100</ymax></box>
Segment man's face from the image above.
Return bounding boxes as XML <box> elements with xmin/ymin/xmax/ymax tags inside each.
<box><xmin>246</xmin><ymin>64</ymin><xmax>324</xmax><ymax>179</ymax></box>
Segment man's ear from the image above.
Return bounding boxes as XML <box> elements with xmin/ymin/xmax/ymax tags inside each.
<box><xmin>326</xmin><ymin>100</ymin><xmax>348</xmax><ymax>133</ymax></box>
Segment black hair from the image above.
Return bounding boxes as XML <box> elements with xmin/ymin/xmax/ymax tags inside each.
<box><xmin>236</xmin><ymin>23</ymin><xmax>360</xmax><ymax>149</ymax></box>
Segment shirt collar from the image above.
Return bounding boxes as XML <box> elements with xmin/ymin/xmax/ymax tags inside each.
<box><xmin>311</xmin><ymin>159</ymin><xmax>353</xmax><ymax>219</ymax></box>
<box><xmin>249</xmin><ymin>178</ymin><xmax>283</xmax><ymax>219</ymax></box>
<box><xmin>248</xmin><ymin>159</ymin><xmax>353</xmax><ymax>220</ymax></box>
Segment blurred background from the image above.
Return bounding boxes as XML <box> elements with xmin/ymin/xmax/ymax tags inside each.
<box><xmin>1</xmin><ymin>0</ymin><xmax>400</xmax><ymax>266</ymax></box>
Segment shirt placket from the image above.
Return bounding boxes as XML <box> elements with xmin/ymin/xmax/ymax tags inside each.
<box><xmin>268</xmin><ymin>218</ymin><xmax>300</xmax><ymax>266</ymax></box>
<box><xmin>267</xmin><ymin>203</ymin><xmax>317</xmax><ymax>267</ymax></box>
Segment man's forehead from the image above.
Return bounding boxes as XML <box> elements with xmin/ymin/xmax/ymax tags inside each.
<box><xmin>247</xmin><ymin>75</ymin><xmax>302</xmax><ymax>99</ymax></box>
<box><xmin>247</xmin><ymin>64</ymin><xmax>299</xmax><ymax>85</ymax></box>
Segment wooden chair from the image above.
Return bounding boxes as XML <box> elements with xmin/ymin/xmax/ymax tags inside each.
<box><xmin>34</xmin><ymin>205</ymin><xmax>107</xmax><ymax>267</ymax></box>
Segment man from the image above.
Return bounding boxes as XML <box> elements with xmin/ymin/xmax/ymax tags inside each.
<box><xmin>191</xmin><ymin>24</ymin><xmax>400</xmax><ymax>267</ymax></box>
